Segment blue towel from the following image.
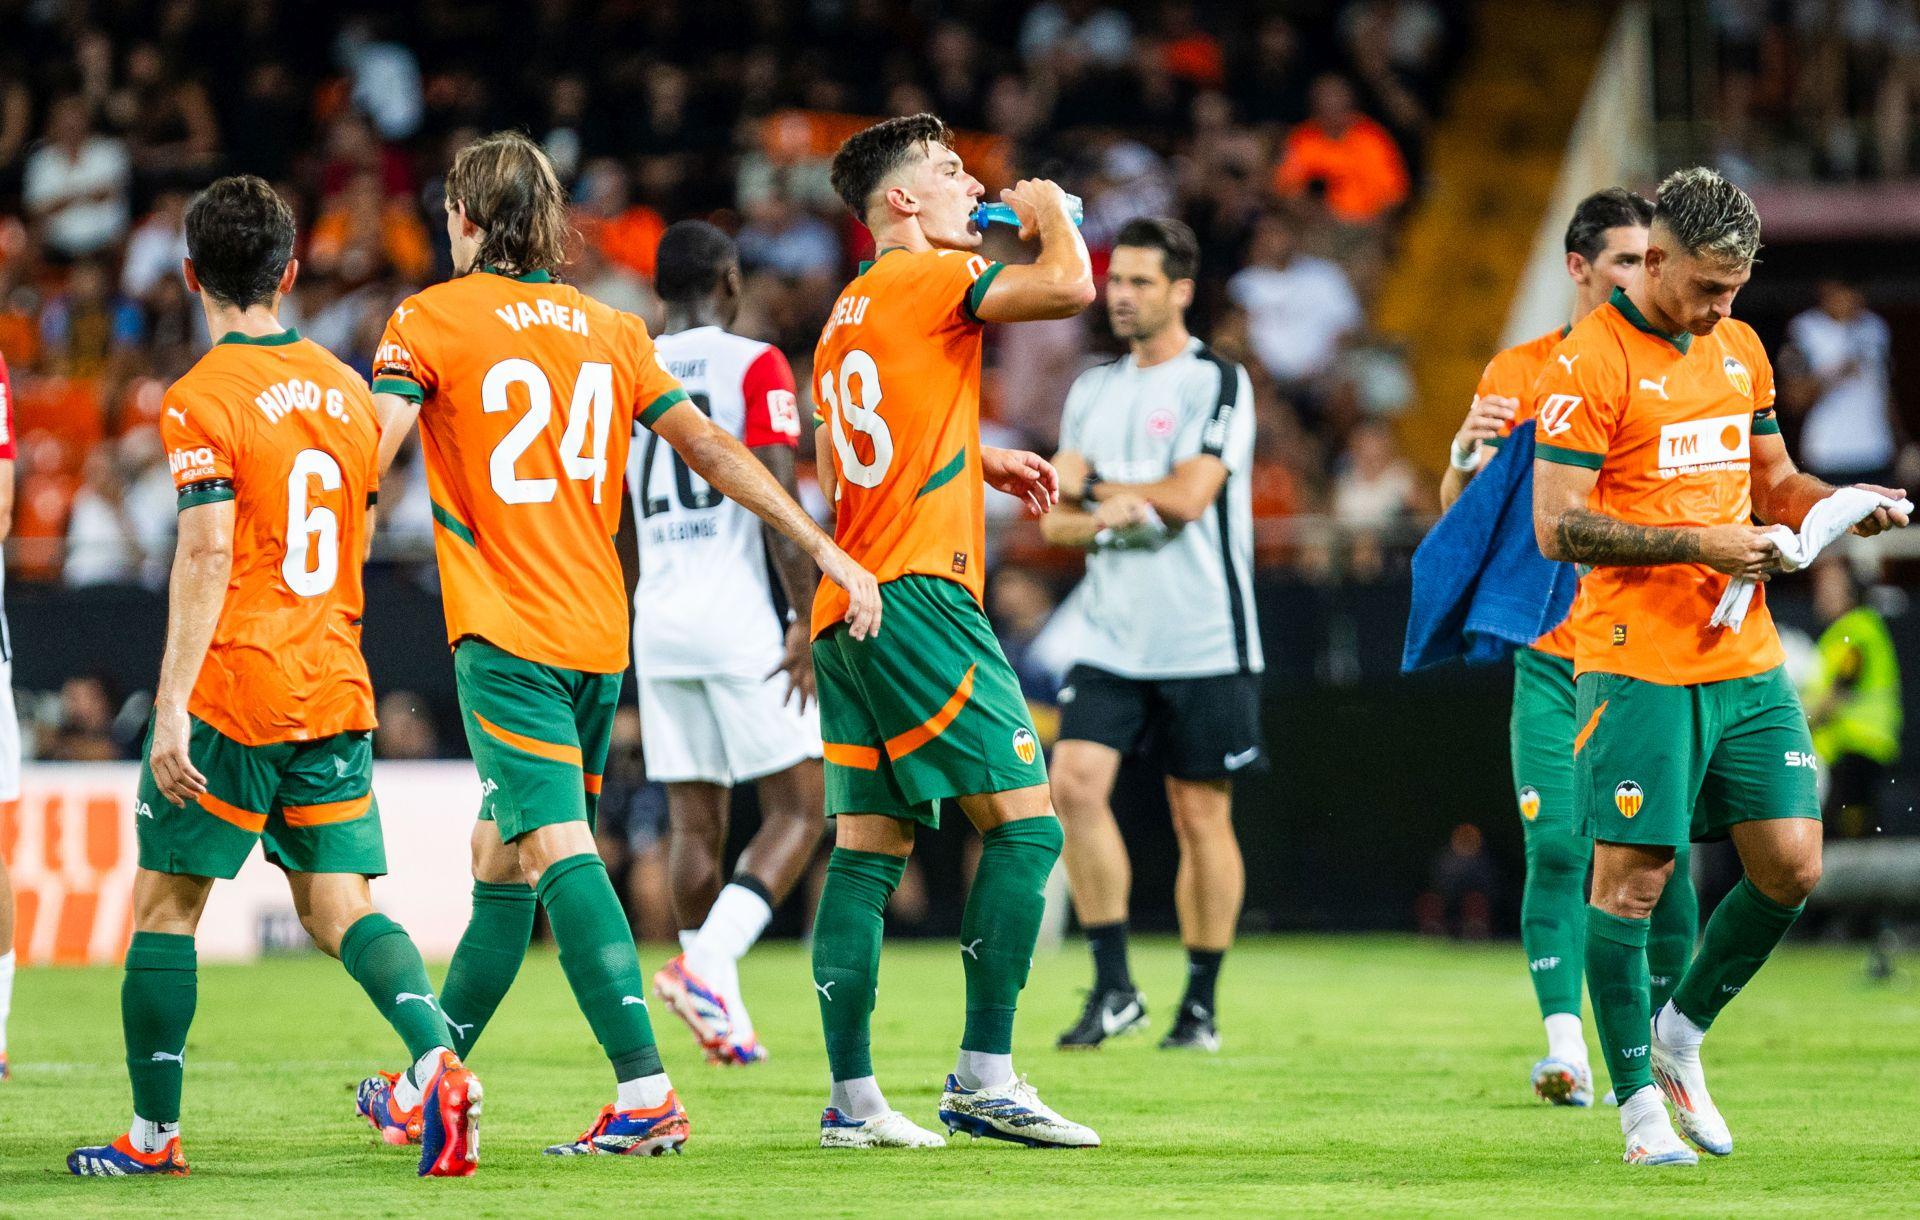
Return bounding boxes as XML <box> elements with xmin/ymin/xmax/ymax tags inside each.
<box><xmin>1402</xmin><ymin>420</ymin><xmax>1579</xmax><ymax>673</ymax></box>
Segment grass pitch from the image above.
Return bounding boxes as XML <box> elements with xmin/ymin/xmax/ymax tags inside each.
<box><xmin>1</xmin><ymin>935</ymin><xmax>1916</xmax><ymax>1216</ymax></box>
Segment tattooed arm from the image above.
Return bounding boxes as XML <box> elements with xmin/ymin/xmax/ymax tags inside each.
<box><xmin>1533</xmin><ymin>458</ymin><xmax>1782</xmax><ymax>577</ymax></box>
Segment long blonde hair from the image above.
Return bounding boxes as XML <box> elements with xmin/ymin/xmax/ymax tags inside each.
<box><xmin>445</xmin><ymin>131</ymin><xmax>571</xmax><ymax>276</ymax></box>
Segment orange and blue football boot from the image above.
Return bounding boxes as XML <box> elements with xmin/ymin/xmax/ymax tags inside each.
<box><xmin>357</xmin><ymin>1068</ymin><xmax>424</xmax><ymax>1145</ymax></box>
<box><xmin>67</xmin><ymin>1134</ymin><xmax>190</xmax><ymax>1177</ymax></box>
<box><xmin>416</xmin><ymin>1050</ymin><xmax>482</xmax><ymax>1177</ymax></box>
<box><xmin>652</xmin><ymin>955</ymin><xmax>732</xmax><ymax>1061</ymax></box>
<box><xmin>718</xmin><ymin>1034</ymin><xmax>768</xmax><ymax>1066</ymax></box>
<box><xmin>542</xmin><ymin>1093</ymin><xmax>690</xmax><ymax>1156</ymax></box>
<box><xmin>0</xmin><ymin>1051</ymin><xmax>10</xmax><ymax>1081</ymax></box>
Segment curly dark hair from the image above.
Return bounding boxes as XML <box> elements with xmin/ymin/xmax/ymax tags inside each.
<box><xmin>829</xmin><ymin>112</ymin><xmax>956</xmax><ymax>220</ymax></box>
<box><xmin>183</xmin><ymin>176</ymin><xmax>296</xmax><ymax>309</ymax></box>
<box><xmin>655</xmin><ymin>219</ymin><xmax>737</xmax><ymax>304</ymax></box>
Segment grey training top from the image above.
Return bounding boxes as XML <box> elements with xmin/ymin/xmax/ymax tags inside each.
<box><xmin>1058</xmin><ymin>337</ymin><xmax>1262</xmax><ymax>679</ymax></box>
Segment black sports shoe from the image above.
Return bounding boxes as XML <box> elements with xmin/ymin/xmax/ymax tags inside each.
<box><xmin>1056</xmin><ymin>987</ymin><xmax>1148</xmax><ymax>1049</ymax></box>
<box><xmin>1158</xmin><ymin>1002</ymin><xmax>1220</xmax><ymax>1052</ymax></box>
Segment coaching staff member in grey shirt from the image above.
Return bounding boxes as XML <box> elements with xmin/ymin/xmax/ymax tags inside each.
<box><xmin>1043</xmin><ymin>217</ymin><xmax>1261</xmax><ymax>1055</ymax></box>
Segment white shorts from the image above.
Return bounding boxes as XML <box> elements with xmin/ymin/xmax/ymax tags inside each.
<box><xmin>637</xmin><ymin>671</ymin><xmax>823</xmax><ymax>786</ymax></box>
<box><xmin>0</xmin><ymin>658</ymin><xmax>18</xmax><ymax>802</ymax></box>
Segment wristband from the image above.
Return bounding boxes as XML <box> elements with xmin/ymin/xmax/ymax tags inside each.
<box><xmin>1078</xmin><ymin>470</ymin><xmax>1103</xmax><ymax>511</ymax></box>
<box><xmin>1448</xmin><ymin>440</ymin><xmax>1480</xmax><ymax>472</ymax></box>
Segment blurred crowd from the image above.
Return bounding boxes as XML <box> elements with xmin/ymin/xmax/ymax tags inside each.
<box><xmin>0</xmin><ymin>0</ymin><xmax>1469</xmax><ymax>593</ymax></box>
<box><xmin>1705</xmin><ymin>0</ymin><xmax>1920</xmax><ymax>182</ymax></box>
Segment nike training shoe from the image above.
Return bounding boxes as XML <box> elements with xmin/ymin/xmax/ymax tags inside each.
<box><xmin>544</xmin><ymin>1093</ymin><xmax>691</xmax><ymax>1156</ymax></box>
<box><xmin>417</xmin><ymin>1050</ymin><xmax>482</xmax><ymax>1177</ymax></box>
<box><xmin>820</xmin><ymin>1107</ymin><xmax>946</xmax><ymax>1148</ymax></box>
<box><xmin>939</xmin><ymin>1074</ymin><xmax>1100</xmax><ymax>1148</ymax></box>
<box><xmin>357</xmin><ymin>1069</ymin><xmax>424</xmax><ymax>1145</ymax></box>
<box><xmin>1056</xmin><ymin>987</ymin><xmax>1147</xmax><ymax>1049</ymax></box>
<box><xmin>67</xmin><ymin>1134</ymin><xmax>189</xmax><ymax>1177</ymax></box>
<box><xmin>1159</xmin><ymin>1002</ymin><xmax>1220</xmax><ymax>1052</ymax></box>
<box><xmin>1531</xmin><ymin>1056</ymin><xmax>1594</xmax><ymax>1107</ymax></box>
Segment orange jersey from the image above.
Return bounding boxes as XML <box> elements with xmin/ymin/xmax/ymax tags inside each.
<box><xmin>1480</xmin><ymin>328</ymin><xmax>1579</xmax><ymax>659</ymax></box>
<box><xmin>373</xmin><ymin>268</ymin><xmax>686</xmax><ymax>674</ymax></box>
<box><xmin>1533</xmin><ymin>288</ymin><xmax>1784</xmax><ymax>686</ymax></box>
<box><xmin>810</xmin><ymin>246</ymin><xmax>1003</xmax><ymax>637</ymax></box>
<box><xmin>161</xmin><ymin>330</ymin><xmax>379</xmax><ymax>745</ymax></box>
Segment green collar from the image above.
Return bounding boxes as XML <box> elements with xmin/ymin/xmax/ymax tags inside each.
<box><xmin>857</xmin><ymin>247</ymin><xmax>906</xmax><ymax>276</ymax></box>
<box><xmin>481</xmin><ymin>265</ymin><xmax>554</xmax><ymax>283</ymax></box>
<box><xmin>1610</xmin><ymin>287</ymin><xmax>1690</xmax><ymax>354</ymax></box>
<box><xmin>216</xmin><ymin>328</ymin><xmax>300</xmax><ymax>347</ymax></box>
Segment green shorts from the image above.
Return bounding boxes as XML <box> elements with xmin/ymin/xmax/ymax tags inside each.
<box><xmin>1511</xmin><ymin>649</ymin><xmax>1576</xmax><ymax>835</ymax></box>
<box><xmin>1574</xmin><ymin>665</ymin><xmax>1819</xmax><ymax>847</ymax></box>
<box><xmin>136</xmin><ymin>716</ymin><xmax>384</xmax><ymax>880</ymax></box>
<box><xmin>455</xmin><ymin>637</ymin><xmax>621</xmax><ymax>842</ymax></box>
<box><xmin>813</xmin><ymin>575</ymin><xmax>1047</xmax><ymax>826</ymax></box>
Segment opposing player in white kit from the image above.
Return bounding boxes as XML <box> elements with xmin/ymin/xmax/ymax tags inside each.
<box><xmin>0</xmin><ymin>349</ymin><xmax>20</xmax><ymax>1081</ymax></box>
<box><xmin>633</xmin><ymin>221</ymin><xmax>827</xmax><ymax>1065</ymax></box>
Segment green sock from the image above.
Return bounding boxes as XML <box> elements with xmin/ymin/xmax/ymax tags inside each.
<box><xmin>960</xmin><ymin>818</ymin><xmax>1063</xmax><ymax>1054</ymax></box>
<box><xmin>1585</xmin><ymin>907</ymin><xmax>1653</xmax><ymax>1102</ymax></box>
<box><xmin>438</xmin><ymin>880</ymin><xmax>536</xmax><ymax>1057</ymax></box>
<box><xmin>122</xmin><ymin>931</ymin><xmax>197</xmax><ymax>1125</ymax></box>
<box><xmin>1647</xmin><ymin>844</ymin><xmax>1698</xmax><ymax>1012</ymax></box>
<box><xmin>1519</xmin><ymin>825</ymin><xmax>1590</xmax><ymax>1019</ymax></box>
<box><xmin>1670</xmin><ymin>876</ymin><xmax>1802</xmax><ymax>1030</ymax></box>
<box><xmin>339</xmin><ymin>913</ymin><xmax>450</xmax><ymax>1069</ymax></box>
<box><xmin>812</xmin><ymin>848</ymin><xmax>905</xmax><ymax>1081</ymax></box>
<box><xmin>536</xmin><ymin>853</ymin><xmax>662</xmax><ymax>1082</ymax></box>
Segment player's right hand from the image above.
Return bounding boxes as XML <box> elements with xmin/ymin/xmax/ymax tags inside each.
<box><xmin>820</xmin><ymin>546</ymin><xmax>883</xmax><ymax>641</ymax></box>
<box><xmin>1696</xmin><ymin>524</ymin><xmax>1784</xmax><ymax>579</ymax></box>
<box><xmin>150</xmin><ymin>705</ymin><xmax>208</xmax><ymax>807</ymax></box>
<box><xmin>1095</xmin><ymin>493</ymin><xmax>1153</xmax><ymax>531</ymax></box>
<box><xmin>1000</xmin><ymin>179</ymin><xmax>1072</xmax><ymax>241</ymax></box>
<box><xmin>1454</xmin><ymin>394</ymin><xmax>1518</xmax><ymax>451</ymax></box>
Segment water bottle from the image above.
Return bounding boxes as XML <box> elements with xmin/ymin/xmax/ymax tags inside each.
<box><xmin>974</xmin><ymin>193</ymin><xmax>1084</xmax><ymax>231</ymax></box>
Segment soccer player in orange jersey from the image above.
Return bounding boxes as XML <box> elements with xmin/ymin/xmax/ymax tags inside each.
<box><xmin>364</xmin><ymin>132</ymin><xmax>877</xmax><ymax>1158</ymax></box>
<box><xmin>1532</xmin><ymin>168</ymin><xmax>1907</xmax><ymax>1166</ymax></box>
<box><xmin>807</xmin><ymin>114</ymin><xmax>1100</xmax><ymax>1150</ymax></box>
<box><xmin>69</xmin><ymin>178</ymin><xmax>479</xmax><ymax>1180</ymax></box>
<box><xmin>1439</xmin><ymin>189</ymin><xmax>1698</xmax><ymax>1109</ymax></box>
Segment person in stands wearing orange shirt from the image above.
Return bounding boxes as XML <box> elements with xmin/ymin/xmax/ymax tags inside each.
<box><xmin>1532</xmin><ymin>168</ymin><xmax>1907</xmax><ymax>1167</ymax></box>
<box><xmin>1272</xmin><ymin>73</ymin><xmax>1409</xmax><ymax>225</ymax></box>
<box><xmin>363</xmin><ymin>132</ymin><xmax>877</xmax><ymax>1159</ymax></box>
<box><xmin>68</xmin><ymin>177</ymin><xmax>479</xmax><ymax>1180</ymax></box>
<box><xmin>808</xmin><ymin>114</ymin><xmax>1099</xmax><ymax>1151</ymax></box>
<box><xmin>1441</xmin><ymin>188</ymin><xmax>1700</xmax><ymax>1110</ymax></box>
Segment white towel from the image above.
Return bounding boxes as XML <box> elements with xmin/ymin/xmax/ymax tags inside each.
<box><xmin>1710</xmin><ymin>489</ymin><xmax>1912</xmax><ymax>631</ymax></box>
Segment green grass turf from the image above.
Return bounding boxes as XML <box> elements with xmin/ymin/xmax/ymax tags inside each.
<box><xmin>2</xmin><ymin>935</ymin><xmax>1916</xmax><ymax>1216</ymax></box>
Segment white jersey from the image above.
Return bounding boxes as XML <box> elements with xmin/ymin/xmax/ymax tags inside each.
<box><xmin>1058</xmin><ymin>337</ymin><xmax>1262</xmax><ymax>679</ymax></box>
<box><xmin>628</xmin><ymin>325</ymin><xmax>803</xmax><ymax>679</ymax></box>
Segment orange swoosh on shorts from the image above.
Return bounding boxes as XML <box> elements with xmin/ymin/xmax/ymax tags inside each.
<box><xmin>1573</xmin><ymin>700</ymin><xmax>1609</xmax><ymax>756</ymax></box>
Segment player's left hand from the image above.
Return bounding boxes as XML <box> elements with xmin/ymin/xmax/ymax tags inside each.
<box><xmin>1850</xmin><ymin>483</ymin><xmax>1910</xmax><ymax>536</ymax></box>
<box><xmin>983</xmin><ymin>446</ymin><xmax>1059</xmax><ymax>517</ymax></box>
<box><xmin>767</xmin><ymin>620</ymin><xmax>816</xmax><ymax>712</ymax></box>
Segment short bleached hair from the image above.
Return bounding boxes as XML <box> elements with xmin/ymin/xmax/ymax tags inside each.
<box><xmin>1653</xmin><ymin>167</ymin><xmax>1761</xmax><ymax>268</ymax></box>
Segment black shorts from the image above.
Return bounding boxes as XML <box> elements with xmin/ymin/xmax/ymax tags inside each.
<box><xmin>1056</xmin><ymin>664</ymin><xmax>1268</xmax><ymax>782</ymax></box>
